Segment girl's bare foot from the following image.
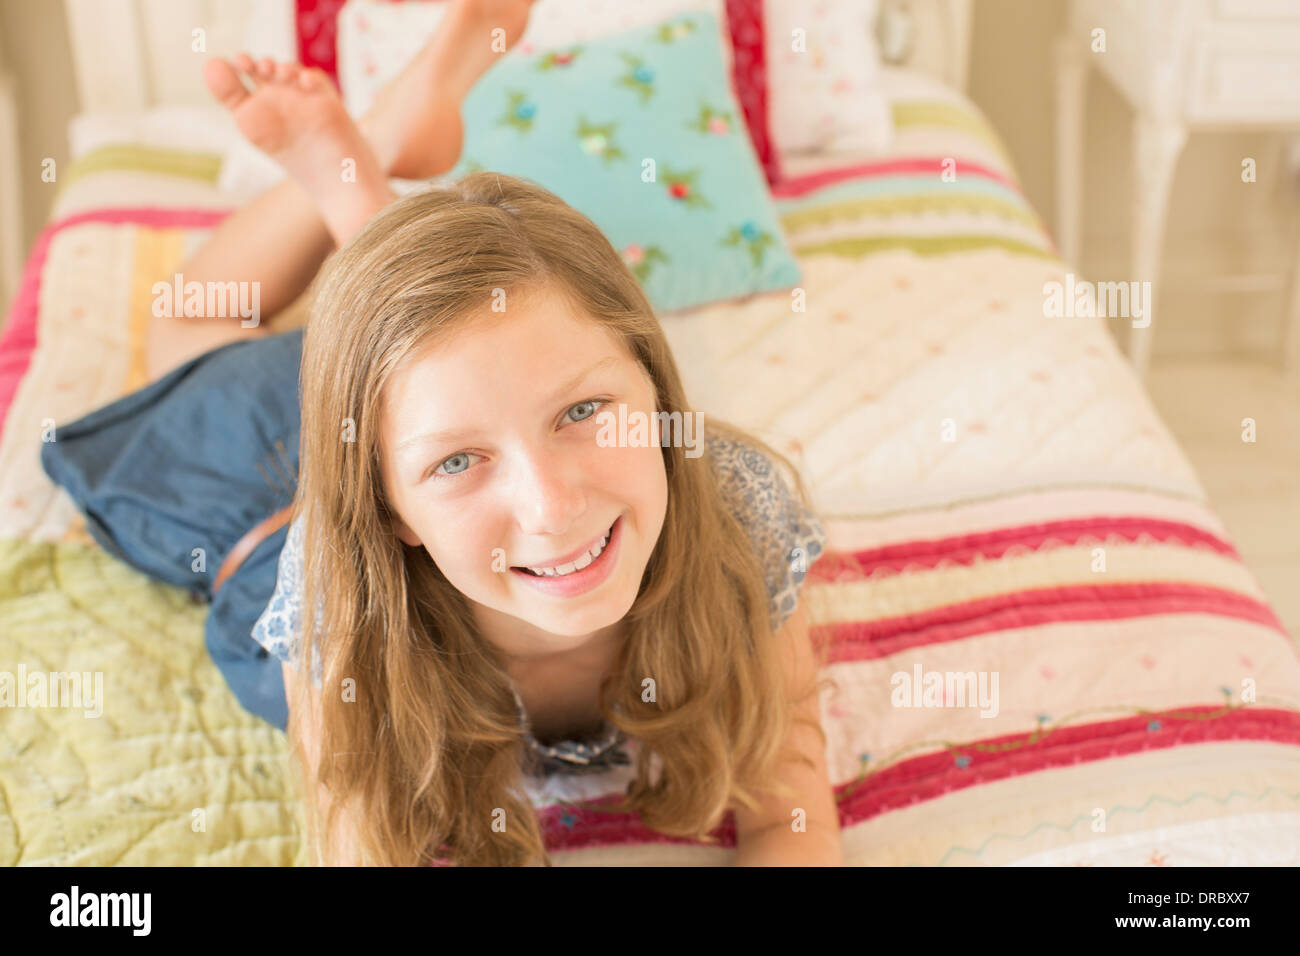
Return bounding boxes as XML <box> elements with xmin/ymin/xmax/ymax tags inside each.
<box><xmin>204</xmin><ymin>57</ymin><xmax>394</xmax><ymax>245</ymax></box>
<box><xmin>358</xmin><ymin>0</ymin><xmax>538</xmax><ymax>179</ymax></box>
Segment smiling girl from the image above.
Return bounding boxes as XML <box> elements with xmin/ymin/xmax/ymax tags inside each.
<box><xmin>47</xmin><ymin>0</ymin><xmax>840</xmax><ymax>867</ymax></box>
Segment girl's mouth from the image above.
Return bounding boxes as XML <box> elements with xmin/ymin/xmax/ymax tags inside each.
<box><xmin>508</xmin><ymin>515</ymin><xmax>623</xmax><ymax>598</ymax></box>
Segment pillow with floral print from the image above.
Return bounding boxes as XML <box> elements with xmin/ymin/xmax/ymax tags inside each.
<box><xmin>331</xmin><ymin>0</ymin><xmax>781</xmax><ymax>184</ymax></box>
<box><xmin>378</xmin><ymin>9</ymin><xmax>802</xmax><ymax>313</ymax></box>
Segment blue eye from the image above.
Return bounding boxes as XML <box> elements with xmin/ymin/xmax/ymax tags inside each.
<box><xmin>567</xmin><ymin>400</ymin><xmax>606</xmax><ymax>423</ymax></box>
<box><xmin>429</xmin><ymin>452</ymin><xmax>480</xmax><ymax>480</ymax></box>
<box><xmin>441</xmin><ymin>453</ymin><xmax>471</xmax><ymax>474</ymax></box>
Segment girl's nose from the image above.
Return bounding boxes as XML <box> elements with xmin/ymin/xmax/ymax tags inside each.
<box><xmin>510</xmin><ymin>445</ymin><xmax>587</xmax><ymax>537</ymax></box>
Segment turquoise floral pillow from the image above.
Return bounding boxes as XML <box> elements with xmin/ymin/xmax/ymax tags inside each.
<box><xmin>436</xmin><ymin>11</ymin><xmax>801</xmax><ymax>314</ymax></box>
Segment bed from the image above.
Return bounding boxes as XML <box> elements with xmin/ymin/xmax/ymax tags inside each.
<box><xmin>2</xmin><ymin>0</ymin><xmax>1299</xmax><ymax>866</ymax></box>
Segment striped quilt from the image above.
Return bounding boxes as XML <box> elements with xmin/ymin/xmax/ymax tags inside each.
<box><xmin>1</xmin><ymin>70</ymin><xmax>1298</xmax><ymax>866</ymax></box>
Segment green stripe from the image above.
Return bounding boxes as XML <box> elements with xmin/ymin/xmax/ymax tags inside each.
<box><xmin>892</xmin><ymin>101</ymin><xmax>1016</xmax><ymax>168</ymax></box>
<box><xmin>780</xmin><ymin>193</ymin><xmax>1042</xmax><ymax>234</ymax></box>
<box><xmin>793</xmin><ymin>234</ymin><xmax>1057</xmax><ymax>261</ymax></box>
<box><xmin>62</xmin><ymin>145</ymin><xmax>222</xmax><ymax>188</ymax></box>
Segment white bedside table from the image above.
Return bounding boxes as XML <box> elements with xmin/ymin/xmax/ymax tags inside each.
<box><xmin>1055</xmin><ymin>0</ymin><xmax>1300</xmax><ymax>380</ymax></box>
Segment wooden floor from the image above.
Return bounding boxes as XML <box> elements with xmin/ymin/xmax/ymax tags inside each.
<box><xmin>1144</xmin><ymin>356</ymin><xmax>1300</xmax><ymax>645</ymax></box>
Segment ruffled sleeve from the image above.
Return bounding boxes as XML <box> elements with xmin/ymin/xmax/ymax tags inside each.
<box><xmin>251</xmin><ymin>515</ymin><xmax>323</xmax><ymax>688</ymax></box>
<box><xmin>707</xmin><ymin>434</ymin><xmax>825</xmax><ymax>631</ymax></box>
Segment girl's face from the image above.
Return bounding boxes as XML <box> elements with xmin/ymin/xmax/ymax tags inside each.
<box><xmin>378</xmin><ymin>284</ymin><xmax>668</xmax><ymax>662</ymax></box>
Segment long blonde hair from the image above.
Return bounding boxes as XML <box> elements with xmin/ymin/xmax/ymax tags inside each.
<box><xmin>290</xmin><ymin>171</ymin><xmax>826</xmax><ymax>866</ymax></box>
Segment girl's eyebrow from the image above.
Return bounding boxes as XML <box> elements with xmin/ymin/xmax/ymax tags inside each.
<box><xmin>395</xmin><ymin>355</ymin><xmax>624</xmax><ymax>455</ymax></box>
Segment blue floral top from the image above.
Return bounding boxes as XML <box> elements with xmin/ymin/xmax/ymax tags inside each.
<box><xmin>252</xmin><ymin>433</ymin><xmax>825</xmax><ymax>777</ymax></box>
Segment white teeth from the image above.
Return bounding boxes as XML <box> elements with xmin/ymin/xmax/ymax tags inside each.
<box><xmin>527</xmin><ymin>528</ymin><xmax>611</xmax><ymax>577</ymax></box>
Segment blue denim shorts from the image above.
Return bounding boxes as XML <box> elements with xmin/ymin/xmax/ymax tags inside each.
<box><xmin>40</xmin><ymin>328</ymin><xmax>306</xmax><ymax>731</ymax></box>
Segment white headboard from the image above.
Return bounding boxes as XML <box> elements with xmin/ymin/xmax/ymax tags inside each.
<box><xmin>878</xmin><ymin>0</ymin><xmax>972</xmax><ymax>94</ymax></box>
<box><xmin>63</xmin><ymin>0</ymin><xmax>973</xmax><ymax>113</ymax></box>
<box><xmin>63</xmin><ymin>0</ymin><xmax>297</xmax><ymax>113</ymax></box>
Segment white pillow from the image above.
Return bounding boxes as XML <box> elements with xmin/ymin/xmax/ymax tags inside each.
<box><xmin>337</xmin><ymin>0</ymin><xmax>731</xmax><ymax>118</ymax></box>
<box><xmin>763</xmin><ymin>0</ymin><xmax>892</xmax><ymax>156</ymax></box>
<box><xmin>68</xmin><ymin>106</ymin><xmax>237</xmax><ymax>161</ymax></box>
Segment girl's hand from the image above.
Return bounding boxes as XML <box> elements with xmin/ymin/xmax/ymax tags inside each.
<box><xmin>730</xmin><ymin>605</ymin><xmax>844</xmax><ymax>866</ymax></box>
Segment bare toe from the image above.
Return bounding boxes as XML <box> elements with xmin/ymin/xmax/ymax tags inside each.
<box><xmin>203</xmin><ymin>58</ymin><xmax>250</xmax><ymax>109</ymax></box>
<box><xmin>297</xmin><ymin>68</ymin><xmax>326</xmax><ymax>92</ymax></box>
<box><xmin>256</xmin><ymin>57</ymin><xmax>276</xmax><ymax>81</ymax></box>
<box><xmin>233</xmin><ymin>51</ymin><xmax>255</xmax><ymax>74</ymax></box>
<box><xmin>275</xmin><ymin>61</ymin><xmax>298</xmax><ymax>84</ymax></box>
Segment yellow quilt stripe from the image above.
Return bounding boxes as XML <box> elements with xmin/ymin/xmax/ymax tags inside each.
<box><xmin>892</xmin><ymin>101</ymin><xmax>1015</xmax><ymax>167</ymax></box>
<box><xmin>125</xmin><ymin>228</ymin><xmax>188</xmax><ymax>392</ymax></box>
<box><xmin>62</xmin><ymin>145</ymin><xmax>222</xmax><ymax>189</ymax></box>
<box><xmin>780</xmin><ymin>192</ymin><xmax>1043</xmax><ymax>233</ymax></box>
<box><xmin>793</xmin><ymin>234</ymin><xmax>1057</xmax><ymax>261</ymax></box>
<box><xmin>806</xmin><ymin>540</ymin><xmax>1270</xmax><ymax>628</ymax></box>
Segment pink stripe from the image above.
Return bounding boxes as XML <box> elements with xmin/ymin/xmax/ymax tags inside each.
<box><xmin>771</xmin><ymin>156</ymin><xmax>1022</xmax><ymax>199</ymax></box>
<box><xmin>0</xmin><ymin>206</ymin><xmax>231</xmax><ymax>437</ymax></box>
<box><xmin>832</xmin><ymin>705</ymin><xmax>1300</xmax><ymax>830</ymax></box>
<box><xmin>540</xmin><ymin>705</ymin><xmax>1300</xmax><ymax>854</ymax></box>
<box><xmin>808</xmin><ymin>516</ymin><xmax>1241</xmax><ymax>584</ymax></box>
<box><xmin>814</xmin><ymin>582</ymin><xmax>1287</xmax><ymax>662</ymax></box>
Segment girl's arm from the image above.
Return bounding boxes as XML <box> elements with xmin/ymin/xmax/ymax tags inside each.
<box><xmin>732</xmin><ymin>604</ymin><xmax>844</xmax><ymax>866</ymax></box>
<box><xmin>283</xmin><ymin>661</ymin><xmax>365</xmax><ymax>866</ymax></box>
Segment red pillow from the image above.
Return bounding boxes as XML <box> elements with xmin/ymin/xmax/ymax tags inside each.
<box><xmin>724</xmin><ymin>0</ymin><xmax>781</xmax><ymax>185</ymax></box>
<box><xmin>293</xmin><ymin>0</ymin><xmax>780</xmax><ymax>183</ymax></box>
<box><xmin>294</xmin><ymin>0</ymin><xmax>349</xmax><ymax>82</ymax></box>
